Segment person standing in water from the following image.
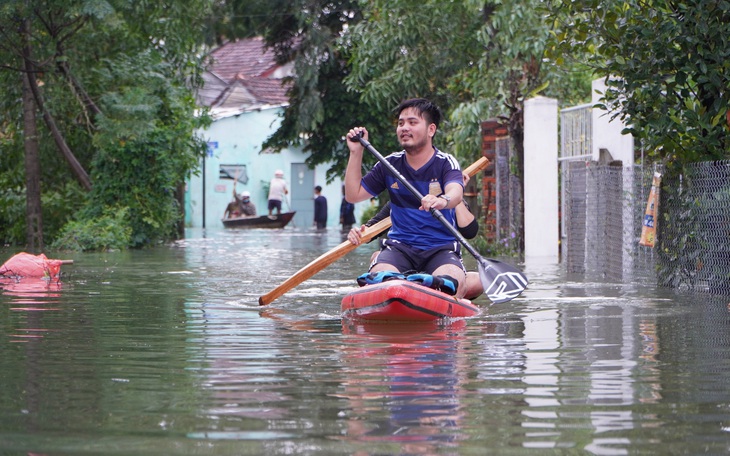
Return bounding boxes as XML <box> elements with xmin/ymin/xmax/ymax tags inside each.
<box><xmin>268</xmin><ymin>169</ymin><xmax>289</xmax><ymax>216</ymax></box>
<box><xmin>314</xmin><ymin>185</ymin><xmax>328</xmax><ymax>230</ymax></box>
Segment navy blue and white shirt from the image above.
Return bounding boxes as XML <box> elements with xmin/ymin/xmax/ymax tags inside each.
<box><xmin>361</xmin><ymin>147</ymin><xmax>463</xmax><ymax>250</ymax></box>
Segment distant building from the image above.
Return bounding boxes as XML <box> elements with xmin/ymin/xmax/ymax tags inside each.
<box><xmin>196</xmin><ymin>37</ymin><xmax>292</xmax><ymax>117</ymax></box>
<box><xmin>186</xmin><ymin>37</ymin><xmax>343</xmax><ymax>229</ymax></box>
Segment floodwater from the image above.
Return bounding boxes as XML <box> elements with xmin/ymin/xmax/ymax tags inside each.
<box><xmin>1</xmin><ymin>227</ymin><xmax>730</xmax><ymax>456</ymax></box>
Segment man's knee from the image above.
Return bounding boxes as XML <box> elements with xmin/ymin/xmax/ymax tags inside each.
<box><xmin>370</xmin><ymin>263</ymin><xmax>399</xmax><ymax>274</ymax></box>
<box><xmin>432</xmin><ymin>265</ymin><xmax>467</xmax><ymax>298</ymax></box>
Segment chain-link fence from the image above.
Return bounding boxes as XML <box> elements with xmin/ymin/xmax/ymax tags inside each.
<box><xmin>563</xmin><ymin>162</ymin><xmax>630</xmax><ymax>281</ymax></box>
<box><xmin>494</xmin><ymin>137</ymin><xmax>522</xmax><ymax>248</ymax></box>
<box><xmin>655</xmin><ymin>161</ymin><xmax>730</xmax><ymax>294</ymax></box>
<box><xmin>558</xmin><ymin>103</ymin><xmax>730</xmax><ymax>295</ymax></box>
<box><xmin>563</xmin><ymin>160</ymin><xmax>730</xmax><ymax>296</ymax></box>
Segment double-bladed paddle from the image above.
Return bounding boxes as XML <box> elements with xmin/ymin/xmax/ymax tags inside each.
<box><xmin>351</xmin><ymin>133</ymin><xmax>528</xmax><ymax>304</ymax></box>
<box><xmin>258</xmin><ymin>156</ymin><xmax>491</xmax><ymax>306</ymax></box>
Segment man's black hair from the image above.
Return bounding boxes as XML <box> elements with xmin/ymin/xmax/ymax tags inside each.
<box><xmin>394</xmin><ymin>98</ymin><xmax>443</xmax><ymax>129</ymax></box>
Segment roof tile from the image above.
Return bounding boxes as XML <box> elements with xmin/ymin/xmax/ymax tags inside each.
<box><xmin>198</xmin><ymin>37</ymin><xmax>291</xmax><ymax>115</ymax></box>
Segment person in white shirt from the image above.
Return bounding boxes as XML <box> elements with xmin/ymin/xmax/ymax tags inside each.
<box><xmin>267</xmin><ymin>169</ymin><xmax>289</xmax><ymax>216</ymax></box>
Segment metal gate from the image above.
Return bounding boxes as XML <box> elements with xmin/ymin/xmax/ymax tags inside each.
<box><xmin>560</xmin><ymin>103</ymin><xmax>593</xmax><ymax>272</ymax></box>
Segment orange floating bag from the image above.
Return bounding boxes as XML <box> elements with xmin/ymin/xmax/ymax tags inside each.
<box><xmin>0</xmin><ymin>252</ymin><xmax>64</xmax><ymax>279</ymax></box>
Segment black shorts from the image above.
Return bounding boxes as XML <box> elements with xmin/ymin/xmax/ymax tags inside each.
<box><xmin>268</xmin><ymin>200</ymin><xmax>282</xmax><ymax>212</ymax></box>
<box><xmin>373</xmin><ymin>238</ymin><xmax>466</xmax><ymax>275</ymax></box>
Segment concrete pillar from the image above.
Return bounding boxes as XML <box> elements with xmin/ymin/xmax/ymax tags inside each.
<box><xmin>592</xmin><ymin>78</ymin><xmax>636</xmax><ymax>275</ymax></box>
<box><xmin>524</xmin><ymin>96</ymin><xmax>559</xmax><ymax>260</ymax></box>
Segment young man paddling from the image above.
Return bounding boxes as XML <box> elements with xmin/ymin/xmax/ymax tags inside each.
<box><xmin>344</xmin><ymin>98</ymin><xmax>468</xmax><ymax>298</ymax></box>
<box><xmin>349</xmin><ymin>171</ymin><xmax>484</xmax><ymax>300</ymax></box>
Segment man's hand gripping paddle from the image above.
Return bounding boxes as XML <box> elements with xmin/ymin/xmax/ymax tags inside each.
<box><xmin>350</xmin><ymin>133</ymin><xmax>528</xmax><ymax>304</ymax></box>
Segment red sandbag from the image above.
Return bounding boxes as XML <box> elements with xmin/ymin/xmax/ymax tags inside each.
<box><xmin>0</xmin><ymin>253</ymin><xmax>64</xmax><ymax>279</ymax></box>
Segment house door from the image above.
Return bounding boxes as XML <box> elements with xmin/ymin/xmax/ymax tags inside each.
<box><xmin>290</xmin><ymin>163</ymin><xmax>314</xmax><ymax>228</ymax></box>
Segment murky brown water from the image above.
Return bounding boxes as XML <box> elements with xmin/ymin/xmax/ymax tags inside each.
<box><xmin>1</xmin><ymin>227</ymin><xmax>729</xmax><ymax>455</ymax></box>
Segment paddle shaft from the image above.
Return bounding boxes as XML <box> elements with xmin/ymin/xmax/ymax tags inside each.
<box><xmin>257</xmin><ymin>157</ymin><xmax>489</xmax><ymax>306</ymax></box>
<box><xmin>258</xmin><ymin>218</ymin><xmax>392</xmax><ymax>306</ymax></box>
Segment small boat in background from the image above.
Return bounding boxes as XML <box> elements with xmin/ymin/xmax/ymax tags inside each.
<box><xmin>221</xmin><ymin>211</ymin><xmax>296</xmax><ymax>229</ymax></box>
<box><xmin>341</xmin><ymin>280</ymin><xmax>480</xmax><ymax>322</ymax></box>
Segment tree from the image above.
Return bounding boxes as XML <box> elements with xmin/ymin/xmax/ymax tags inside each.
<box><xmin>550</xmin><ymin>0</ymin><xmax>730</xmax><ymax>164</ymax></box>
<box><xmin>256</xmin><ymin>0</ymin><xmax>402</xmax><ymax>181</ymax></box>
<box><xmin>344</xmin><ymin>0</ymin><xmax>593</xmax><ymax>250</ymax></box>
<box><xmin>344</xmin><ymin>0</ymin><xmax>484</xmax><ymax>157</ymax></box>
<box><xmin>0</xmin><ymin>0</ymin><xmax>212</xmax><ymax>249</ymax></box>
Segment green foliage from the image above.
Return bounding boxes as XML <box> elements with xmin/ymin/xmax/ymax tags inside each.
<box><xmin>51</xmin><ymin>207</ymin><xmax>132</xmax><ymax>252</ymax></box>
<box><xmin>0</xmin><ymin>188</ymin><xmax>25</xmax><ymax>246</ymax></box>
<box><xmin>255</xmin><ymin>0</ymin><xmax>396</xmax><ymax>183</ymax></box>
<box><xmin>550</xmin><ymin>0</ymin><xmax>730</xmax><ymax>164</ymax></box>
<box><xmin>85</xmin><ymin>120</ymin><xmax>207</xmax><ymax>248</ymax></box>
<box><xmin>345</xmin><ymin>0</ymin><xmax>593</xmax><ymax>162</ymax></box>
<box><xmin>0</xmin><ymin>114</ymin><xmax>95</xmax><ymax>246</ymax></box>
<box><xmin>40</xmin><ymin>183</ymin><xmax>89</xmax><ymax>242</ymax></box>
<box><xmin>359</xmin><ymin>204</ymin><xmax>379</xmax><ymax>226</ymax></box>
<box><xmin>0</xmin><ymin>0</ymin><xmax>211</xmax><ymax>249</ymax></box>
<box><xmin>204</xmin><ymin>0</ymin><xmax>285</xmax><ymax>45</ymax></box>
<box><xmin>345</xmin><ymin>0</ymin><xmax>484</xmax><ymax>159</ymax></box>
<box><xmin>471</xmin><ymin>226</ymin><xmax>521</xmax><ymax>257</ymax></box>
<box><xmin>345</xmin><ymin>1</ymin><xmax>483</xmax><ymax>114</ymax></box>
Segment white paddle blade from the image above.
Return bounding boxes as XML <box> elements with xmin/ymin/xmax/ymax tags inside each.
<box><xmin>478</xmin><ymin>260</ymin><xmax>528</xmax><ymax>304</ymax></box>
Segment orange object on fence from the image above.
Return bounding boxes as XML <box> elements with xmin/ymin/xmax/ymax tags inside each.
<box><xmin>0</xmin><ymin>252</ymin><xmax>70</xmax><ymax>279</ymax></box>
<box><xmin>639</xmin><ymin>172</ymin><xmax>662</xmax><ymax>248</ymax></box>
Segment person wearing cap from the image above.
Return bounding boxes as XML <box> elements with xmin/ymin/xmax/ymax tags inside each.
<box><xmin>268</xmin><ymin>169</ymin><xmax>289</xmax><ymax>216</ymax></box>
<box><xmin>236</xmin><ymin>190</ymin><xmax>257</xmax><ymax>216</ymax></box>
<box><xmin>224</xmin><ymin>188</ymin><xmax>256</xmax><ymax>218</ymax></box>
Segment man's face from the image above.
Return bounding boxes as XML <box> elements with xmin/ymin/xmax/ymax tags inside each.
<box><xmin>397</xmin><ymin>108</ymin><xmax>433</xmax><ymax>151</ymax></box>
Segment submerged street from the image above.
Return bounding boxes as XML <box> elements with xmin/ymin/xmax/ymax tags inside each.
<box><xmin>1</xmin><ymin>226</ymin><xmax>729</xmax><ymax>455</ymax></box>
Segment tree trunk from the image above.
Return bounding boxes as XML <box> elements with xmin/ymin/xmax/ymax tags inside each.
<box><xmin>21</xmin><ymin>18</ymin><xmax>43</xmax><ymax>252</ymax></box>
<box><xmin>175</xmin><ymin>182</ymin><xmax>186</xmax><ymax>239</ymax></box>
<box><xmin>22</xmin><ymin>71</ymin><xmax>44</xmax><ymax>251</ymax></box>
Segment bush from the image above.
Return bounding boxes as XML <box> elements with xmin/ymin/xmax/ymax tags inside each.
<box><xmin>0</xmin><ymin>187</ymin><xmax>25</xmax><ymax>246</ymax></box>
<box><xmin>51</xmin><ymin>207</ymin><xmax>132</xmax><ymax>252</ymax></box>
<box><xmin>359</xmin><ymin>204</ymin><xmax>379</xmax><ymax>225</ymax></box>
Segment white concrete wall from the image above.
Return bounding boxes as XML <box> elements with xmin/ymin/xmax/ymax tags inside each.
<box><xmin>524</xmin><ymin>96</ymin><xmax>560</xmax><ymax>260</ymax></box>
<box><xmin>591</xmin><ymin>78</ymin><xmax>635</xmax><ymax>165</ymax></box>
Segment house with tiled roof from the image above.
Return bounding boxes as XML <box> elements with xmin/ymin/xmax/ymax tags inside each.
<box><xmin>197</xmin><ymin>36</ymin><xmax>292</xmax><ymax>117</ymax></box>
<box><xmin>185</xmin><ymin>37</ymin><xmax>345</xmax><ymax>230</ymax></box>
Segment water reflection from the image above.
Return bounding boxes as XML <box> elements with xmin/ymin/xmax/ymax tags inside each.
<box><xmin>1</xmin><ymin>277</ymin><xmax>64</xmax><ymax>343</ymax></box>
<box><xmin>513</xmin><ymin>268</ymin><xmax>677</xmax><ymax>453</ymax></box>
<box><xmin>337</xmin><ymin>321</ymin><xmax>467</xmax><ymax>454</ymax></box>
